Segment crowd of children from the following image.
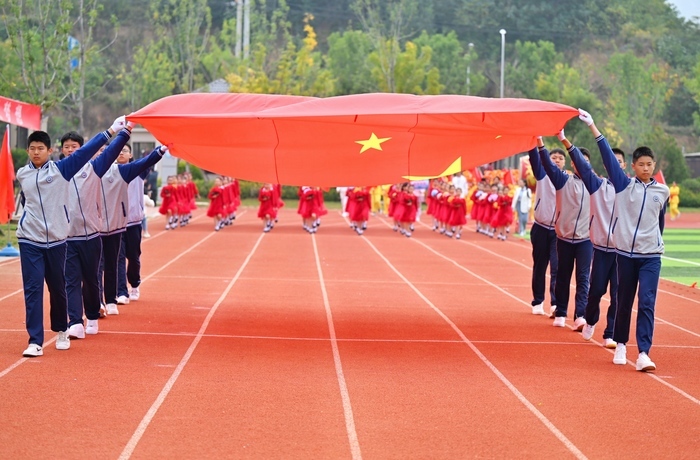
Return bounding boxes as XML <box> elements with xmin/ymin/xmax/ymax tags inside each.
<box><xmin>16</xmin><ymin>109</ymin><xmax>669</xmax><ymax>374</ymax></box>
<box><xmin>16</xmin><ymin>118</ymin><xmax>169</xmax><ymax>357</ymax></box>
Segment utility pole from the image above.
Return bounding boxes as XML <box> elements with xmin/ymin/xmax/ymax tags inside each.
<box><xmin>243</xmin><ymin>0</ymin><xmax>250</xmax><ymax>59</ymax></box>
<box><xmin>235</xmin><ymin>0</ymin><xmax>242</xmax><ymax>58</ymax></box>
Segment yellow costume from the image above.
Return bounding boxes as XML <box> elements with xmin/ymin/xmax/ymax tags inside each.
<box><xmin>669</xmin><ymin>183</ymin><xmax>680</xmax><ymax>220</ymax></box>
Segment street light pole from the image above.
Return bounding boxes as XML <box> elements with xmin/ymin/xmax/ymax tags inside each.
<box><xmin>499</xmin><ymin>29</ymin><xmax>506</xmax><ymax>98</ymax></box>
<box><xmin>466</xmin><ymin>42</ymin><xmax>474</xmax><ymax>95</ymax></box>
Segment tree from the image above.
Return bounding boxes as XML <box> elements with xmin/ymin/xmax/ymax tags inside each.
<box><xmin>351</xmin><ymin>0</ymin><xmax>421</xmax><ymax>93</ymax></box>
<box><xmin>0</xmin><ymin>0</ymin><xmax>74</xmax><ymax>112</ymax></box>
<box><xmin>603</xmin><ymin>51</ymin><xmax>671</xmax><ymax>151</ymax></box>
<box><xmin>327</xmin><ymin>30</ymin><xmax>376</xmax><ymax>95</ymax></box>
<box><xmin>120</xmin><ymin>41</ymin><xmax>176</xmax><ymax>111</ymax></box>
<box><xmin>642</xmin><ymin>125</ymin><xmax>690</xmax><ymax>183</ymax></box>
<box><xmin>151</xmin><ymin>0</ymin><xmax>212</xmax><ymax>94</ymax></box>
<box><xmin>413</xmin><ymin>31</ymin><xmax>485</xmax><ymax>95</ymax></box>
<box><xmin>64</xmin><ymin>0</ymin><xmax>119</xmax><ymax>134</ymax></box>
<box><xmin>506</xmin><ymin>40</ymin><xmax>562</xmax><ymax>99</ymax></box>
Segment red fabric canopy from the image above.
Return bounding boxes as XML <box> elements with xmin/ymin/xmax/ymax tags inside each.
<box><xmin>127</xmin><ymin>93</ymin><xmax>577</xmax><ymax>187</ymax></box>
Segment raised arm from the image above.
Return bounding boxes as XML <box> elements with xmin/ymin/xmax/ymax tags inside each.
<box><xmin>578</xmin><ymin>109</ymin><xmax>629</xmax><ymax>193</ymax></box>
<box><xmin>118</xmin><ymin>145</ymin><xmax>167</xmax><ymax>183</ymax></box>
<box><xmin>527</xmin><ymin>146</ymin><xmax>546</xmax><ymax>181</ymax></box>
<box><xmin>539</xmin><ymin>136</ymin><xmax>568</xmax><ymax>190</ymax></box>
<box><xmin>557</xmin><ymin>130</ymin><xmax>602</xmax><ymax>194</ymax></box>
<box><xmin>92</xmin><ymin>127</ymin><xmax>133</xmax><ymax>177</ymax></box>
<box><xmin>56</xmin><ymin>116</ymin><xmax>125</xmax><ymax>180</ymax></box>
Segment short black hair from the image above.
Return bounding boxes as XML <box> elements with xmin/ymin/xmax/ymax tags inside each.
<box><xmin>612</xmin><ymin>147</ymin><xmax>626</xmax><ymax>161</ymax></box>
<box><xmin>633</xmin><ymin>146</ymin><xmax>655</xmax><ymax>162</ymax></box>
<box><xmin>60</xmin><ymin>131</ymin><xmax>84</xmax><ymax>147</ymax></box>
<box><xmin>550</xmin><ymin>148</ymin><xmax>566</xmax><ymax>156</ymax></box>
<box><xmin>122</xmin><ymin>143</ymin><xmax>132</xmax><ymax>152</ymax></box>
<box><xmin>580</xmin><ymin>147</ymin><xmax>590</xmax><ymax>160</ymax></box>
<box><xmin>27</xmin><ymin>131</ymin><xmax>51</xmax><ymax>148</ymax></box>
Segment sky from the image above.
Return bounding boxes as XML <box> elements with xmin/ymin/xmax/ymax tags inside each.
<box><xmin>667</xmin><ymin>0</ymin><xmax>700</xmax><ymax>20</ymax></box>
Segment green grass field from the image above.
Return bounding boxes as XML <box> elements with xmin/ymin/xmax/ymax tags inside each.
<box><xmin>511</xmin><ymin>225</ymin><xmax>700</xmax><ymax>287</ymax></box>
<box><xmin>660</xmin><ymin>229</ymin><xmax>700</xmax><ymax>286</ymax></box>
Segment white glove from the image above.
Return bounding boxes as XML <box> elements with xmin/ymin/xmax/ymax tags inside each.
<box><xmin>159</xmin><ymin>145</ymin><xmax>169</xmax><ymax>156</ymax></box>
<box><xmin>557</xmin><ymin>129</ymin><xmax>566</xmax><ymax>141</ymax></box>
<box><xmin>126</xmin><ymin>120</ymin><xmax>137</xmax><ymax>130</ymax></box>
<box><xmin>578</xmin><ymin>108</ymin><xmax>594</xmax><ymax>126</ymax></box>
<box><xmin>110</xmin><ymin>115</ymin><xmax>126</xmax><ymax>132</ymax></box>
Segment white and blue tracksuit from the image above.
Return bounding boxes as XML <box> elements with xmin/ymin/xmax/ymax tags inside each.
<box><xmin>568</xmin><ymin>142</ymin><xmax>617</xmax><ymax>339</ymax></box>
<box><xmin>100</xmin><ymin>148</ymin><xmax>164</xmax><ymax>305</ymax></box>
<box><xmin>600</xmin><ymin>136</ymin><xmax>670</xmax><ymax>354</ymax></box>
<box><xmin>16</xmin><ymin>132</ymin><xmax>112</xmax><ymax>346</ymax></box>
<box><xmin>540</xmin><ymin>147</ymin><xmax>593</xmax><ymax>320</ymax></box>
<box><xmin>117</xmin><ymin>169</ymin><xmax>149</xmax><ymax>298</ymax></box>
<box><xmin>66</xmin><ymin>129</ymin><xmax>132</xmax><ymax>327</ymax></box>
<box><xmin>528</xmin><ymin>146</ymin><xmax>558</xmax><ymax>309</ymax></box>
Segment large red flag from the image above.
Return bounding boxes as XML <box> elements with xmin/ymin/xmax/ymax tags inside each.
<box><xmin>653</xmin><ymin>169</ymin><xmax>666</xmax><ymax>185</ymax></box>
<box><xmin>0</xmin><ymin>125</ymin><xmax>16</xmax><ymax>224</ymax></box>
<box><xmin>0</xmin><ymin>96</ymin><xmax>42</xmax><ymax>131</ymax></box>
<box><xmin>128</xmin><ymin>93</ymin><xmax>578</xmax><ymax>187</ymax></box>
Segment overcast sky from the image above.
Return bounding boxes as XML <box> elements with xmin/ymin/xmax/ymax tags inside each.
<box><xmin>667</xmin><ymin>0</ymin><xmax>700</xmax><ymax>20</ymax></box>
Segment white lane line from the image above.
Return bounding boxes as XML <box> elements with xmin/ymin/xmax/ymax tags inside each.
<box><xmin>416</xmin><ymin>220</ymin><xmax>700</xmax><ymax>337</ymax></box>
<box><xmin>406</xmin><ymin>220</ymin><xmax>700</xmax><ymax>407</ymax></box>
<box><xmin>661</xmin><ymin>255</ymin><xmax>700</xmax><ymax>267</ymax></box>
<box><xmin>312</xmin><ymin>234</ymin><xmax>362</xmax><ymax>460</ymax></box>
<box><xmin>119</xmin><ymin>232</ymin><xmax>265</xmax><ymax>460</ymax></box>
<box><xmin>0</xmin><ymin>288</ymin><xmax>22</xmax><ymax>303</ymax></box>
<box><xmin>359</xmin><ymin>235</ymin><xmax>588</xmax><ymax>460</ymax></box>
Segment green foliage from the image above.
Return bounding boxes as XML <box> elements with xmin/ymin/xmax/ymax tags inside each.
<box><xmin>176</xmin><ymin>160</ymin><xmax>205</xmax><ymax>181</ymax></box>
<box><xmin>11</xmin><ymin>148</ymin><xmax>28</xmax><ymax>171</ymax></box>
<box><xmin>641</xmin><ymin>126</ymin><xmax>690</xmax><ymax>183</ymax></box>
<box><xmin>507</xmin><ymin>40</ymin><xmax>563</xmax><ymax>99</ymax></box>
<box><xmin>120</xmin><ymin>41</ymin><xmax>176</xmax><ymax>111</ymax></box>
<box><xmin>194</xmin><ymin>178</ymin><xmax>213</xmax><ymax>199</ymax></box>
<box><xmin>604</xmin><ymin>51</ymin><xmax>671</xmax><ymax>150</ymax></box>
<box><xmin>239</xmin><ymin>180</ymin><xmax>263</xmax><ymax>198</ymax></box>
<box><xmin>327</xmin><ymin>30</ymin><xmax>376</xmax><ymax>95</ymax></box>
<box><xmin>0</xmin><ymin>0</ymin><xmax>74</xmax><ymax>111</ymax></box>
<box><xmin>679</xmin><ymin>178</ymin><xmax>700</xmax><ymax>208</ymax></box>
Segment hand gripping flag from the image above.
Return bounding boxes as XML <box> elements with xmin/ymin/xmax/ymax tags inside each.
<box><xmin>127</xmin><ymin>93</ymin><xmax>578</xmax><ymax>187</ymax></box>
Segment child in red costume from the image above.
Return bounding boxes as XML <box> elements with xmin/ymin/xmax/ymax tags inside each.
<box><xmin>207</xmin><ymin>177</ymin><xmax>225</xmax><ymax>231</ymax></box>
<box><xmin>258</xmin><ymin>183</ymin><xmax>277</xmax><ymax>232</ymax></box>
<box><xmin>159</xmin><ymin>176</ymin><xmax>179</xmax><ymax>230</ymax></box>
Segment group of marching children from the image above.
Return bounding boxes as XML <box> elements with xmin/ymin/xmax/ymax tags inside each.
<box><xmin>159</xmin><ymin>173</ymin><xmax>201</xmax><ymax>229</ymax></box>
<box><xmin>16</xmin><ymin>117</ymin><xmax>168</xmax><ymax>357</ymax></box>
<box><xmin>345</xmin><ymin>186</ymin><xmax>371</xmax><ymax>234</ymax></box>
<box><xmin>297</xmin><ymin>186</ymin><xmax>328</xmax><ymax>233</ymax></box>
<box><xmin>256</xmin><ymin>183</ymin><xmax>283</xmax><ymax>232</ymax></box>
<box><xmin>526</xmin><ymin>109</ymin><xmax>669</xmax><ymax>372</ymax></box>
<box><xmin>470</xmin><ymin>180</ymin><xmax>514</xmax><ymax>240</ymax></box>
<box><xmin>388</xmin><ymin>183</ymin><xmax>419</xmax><ymax>237</ymax></box>
<box><xmin>206</xmin><ymin>177</ymin><xmax>241</xmax><ymax>231</ymax></box>
<box><xmin>426</xmin><ymin>179</ymin><xmax>469</xmax><ymax>239</ymax></box>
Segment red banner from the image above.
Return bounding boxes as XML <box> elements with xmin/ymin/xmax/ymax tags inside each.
<box><xmin>0</xmin><ymin>96</ymin><xmax>42</xmax><ymax>131</ymax></box>
<box><xmin>0</xmin><ymin>126</ymin><xmax>16</xmax><ymax>224</ymax></box>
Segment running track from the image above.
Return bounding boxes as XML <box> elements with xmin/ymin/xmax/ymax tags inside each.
<box><xmin>1</xmin><ymin>208</ymin><xmax>699</xmax><ymax>458</ymax></box>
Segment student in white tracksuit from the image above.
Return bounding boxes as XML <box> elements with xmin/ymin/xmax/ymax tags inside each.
<box><xmin>100</xmin><ymin>145</ymin><xmax>167</xmax><ymax>315</ymax></box>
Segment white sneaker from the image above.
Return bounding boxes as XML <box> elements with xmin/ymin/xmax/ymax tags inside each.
<box><xmin>532</xmin><ymin>304</ymin><xmax>545</xmax><ymax>315</ymax></box>
<box><xmin>56</xmin><ymin>331</ymin><xmax>70</xmax><ymax>350</ymax></box>
<box><xmin>573</xmin><ymin>317</ymin><xmax>586</xmax><ymax>332</ymax></box>
<box><xmin>86</xmin><ymin>319</ymin><xmax>99</xmax><ymax>335</ymax></box>
<box><xmin>129</xmin><ymin>287</ymin><xmax>140</xmax><ymax>301</ymax></box>
<box><xmin>613</xmin><ymin>343</ymin><xmax>627</xmax><ymax>365</ymax></box>
<box><xmin>553</xmin><ymin>317</ymin><xmax>566</xmax><ymax>327</ymax></box>
<box><xmin>99</xmin><ymin>303</ymin><xmax>106</xmax><ymax>318</ymax></box>
<box><xmin>68</xmin><ymin>323</ymin><xmax>85</xmax><ymax>339</ymax></box>
<box><xmin>143</xmin><ymin>232</ymin><xmax>151</xmax><ymax>238</ymax></box>
<box><xmin>582</xmin><ymin>323</ymin><xmax>595</xmax><ymax>341</ymax></box>
<box><xmin>549</xmin><ymin>305</ymin><xmax>557</xmax><ymax>318</ymax></box>
<box><xmin>116</xmin><ymin>295</ymin><xmax>130</xmax><ymax>305</ymax></box>
<box><xmin>636</xmin><ymin>352</ymin><xmax>656</xmax><ymax>372</ymax></box>
<box><xmin>106</xmin><ymin>303</ymin><xmax>119</xmax><ymax>315</ymax></box>
<box><xmin>22</xmin><ymin>343</ymin><xmax>43</xmax><ymax>357</ymax></box>
<box><xmin>603</xmin><ymin>338</ymin><xmax>617</xmax><ymax>349</ymax></box>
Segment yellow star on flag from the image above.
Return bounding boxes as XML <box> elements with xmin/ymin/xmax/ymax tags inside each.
<box><xmin>356</xmin><ymin>133</ymin><xmax>391</xmax><ymax>154</ymax></box>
